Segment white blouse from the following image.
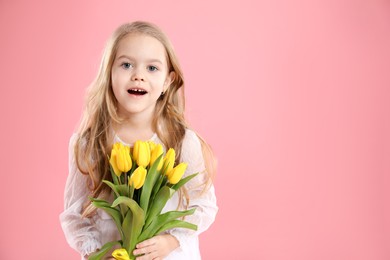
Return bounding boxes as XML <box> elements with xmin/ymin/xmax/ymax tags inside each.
<box><xmin>60</xmin><ymin>129</ymin><xmax>218</xmax><ymax>260</ymax></box>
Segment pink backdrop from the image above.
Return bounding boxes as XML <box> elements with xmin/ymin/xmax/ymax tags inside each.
<box><xmin>1</xmin><ymin>0</ymin><xmax>389</xmax><ymax>259</ymax></box>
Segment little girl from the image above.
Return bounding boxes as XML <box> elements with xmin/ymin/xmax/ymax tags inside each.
<box><xmin>60</xmin><ymin>21</ymin><xmax>218</xmax><ymax>260</ymax></box>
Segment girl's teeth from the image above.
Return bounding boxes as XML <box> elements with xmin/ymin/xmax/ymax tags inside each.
<box><xmin>128</xmin><ymin>89</ymin><xmax>147</xmax><ymax>95</ymax></box>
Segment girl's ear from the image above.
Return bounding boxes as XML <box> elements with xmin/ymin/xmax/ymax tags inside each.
<box><xmin>164</xmin><ymin>71</ymin><xmax>175</xmax><ymax>92</ymax></box>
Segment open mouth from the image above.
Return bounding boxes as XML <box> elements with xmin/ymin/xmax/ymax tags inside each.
<box><xmin>127</xmin><ymin>88</ymin><xmax>148</xmax><ymax>96</ymax></box>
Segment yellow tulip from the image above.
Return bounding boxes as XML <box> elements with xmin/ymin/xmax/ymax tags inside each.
<box><xmin>133</xmin><ymin>140</ymin><xmax>140</xmax><ymax>161</ymax></box>
<box><xmin>162</xmin><ymin>148</ymin><xmax>175</xmax><ymax>176</ymax></box>
<box><xmin>109</xmin><ymin>145</ymin><xmax>121</xmax><ymax>177</ymax></box>
<box><xmin>109</xmin><ymin>143</ymin><xmax>132</xmax><ymax>176</ymax></box>
<box><xmin>129</xmin><ymin>166</ymin><xmax>147</xmax><ymax>189</ymax></box>
<box><xmin>148</xmin><ymin>141</ymin><xmax>156</xmax><ymax>153</ymax></box>
<box><xmin>117</xmin><ymin>144</ymin><xmax>132</xmax><ymax>172</ymax></box>
<box><xmin>112</xmin><ymin>248</ymin><xmax>130</xmax><ymax>260</ymax></box>
<box><xmin>168</xmin><ymin>162</ymin><xmax>187</xmax><ymax>184</ymax></box>
<box><xmin>150</xmin><ymin>143</ymin><xmax>164</xmax><ymax>170</ymax></box>
<box><xmin>133</xmin><ymin>141</ymin><xmax>150</xmax><ymax>167</ymax></box>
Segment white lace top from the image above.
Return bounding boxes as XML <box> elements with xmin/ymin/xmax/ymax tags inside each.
<box><xmin>60</xmin><ymin>129</ymin><xmax>218</xmax><ymax>260</ymax></box>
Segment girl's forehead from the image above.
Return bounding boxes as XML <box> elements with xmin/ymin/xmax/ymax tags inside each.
<box><xmin>115</xmin><ymin>33</ymin><xmax>168</xmax><ymax>62</ymax></box>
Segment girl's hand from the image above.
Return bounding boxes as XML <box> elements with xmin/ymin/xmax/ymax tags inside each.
<box><xmin>133</xmin><ymin>234</ymin><xmax>179</xmax><ymax>260</ymax></box>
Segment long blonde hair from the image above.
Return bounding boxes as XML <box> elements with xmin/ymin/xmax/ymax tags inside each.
<box><xmin>75</xmin><ymin>21</ymin><xmax>215</xmax><ymax>216</ymax></box>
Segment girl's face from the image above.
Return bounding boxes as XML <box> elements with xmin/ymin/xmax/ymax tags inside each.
<box><xmin>111</xmin><ymin>33</ymin><xmax>173</xmax><ymax>121</ymax></box>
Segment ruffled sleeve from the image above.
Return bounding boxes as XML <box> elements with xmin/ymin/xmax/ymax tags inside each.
<box><xmin>59</xmin><ymin>134</ymin><xmax>102</xmax><ymax>258</ymax></box>
<box><xmin>168</xmin><ymin>129</ymin><xmax>218</xmax><ymax>253</ymax></box>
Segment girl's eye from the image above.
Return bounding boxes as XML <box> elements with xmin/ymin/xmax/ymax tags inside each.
<box><xmin>121</xmin><ymin>63</ymin><xmax>132</xmax><ymax>69</ymax></box>
<box><xmin>147</xmin><ymin>65</ymin><xmax>158</xmax><ymax>72</ymax></box>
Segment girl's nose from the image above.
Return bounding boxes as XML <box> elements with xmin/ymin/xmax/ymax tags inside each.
<box><xmin>131</xmin><ymin>69</ymin><xmax>145</xmax><ymax>81</ymax></box>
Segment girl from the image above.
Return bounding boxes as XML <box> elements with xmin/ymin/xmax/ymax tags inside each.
<box><xmin>60</xmin><ymin>21</ymin><xmax>218</xmax><ymax>260</ymax></box>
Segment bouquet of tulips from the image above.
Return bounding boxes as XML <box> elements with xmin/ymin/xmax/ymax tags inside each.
<box><xmin>89</xmin><ymin>141</ymin><xmax>198</xmax><ymax>260</ymax></box>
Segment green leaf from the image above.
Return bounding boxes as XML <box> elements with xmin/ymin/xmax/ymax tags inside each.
<box><xmin>171</xmin><ymin>173</ymin><xmax>198</xmax><ymax>191</ymax></box>
<box><xmin>144</xmin><ymin>186</ymin><xmax>174</xmax><ymax>228</ymax></box>
<box><xmin>112</xmin><ymin>196</ymin><xmax>143</xmax><ymax>215</ymax></box>
<box><xmin>91</xmin><ymin>200</ymin><xmax>124</xmax><ymax>240</ymax></box>
<box><xmin>103</xmin><ymin>183</ymin><xmax>130</xmax><ymax>217</ymax></box>
<box><xmin>88</xmin><ymin>240</ymin><xmax>122</xmax><ymax>260</ymax></box>
<box><xmin>150</xmin><ymin>174</ymin><xmax>164</xmax><ymax>200</ymax></box>
<box><xmin>140</xmin><ymin>155</ymin><xmax>163</xmax><ymax>213</ymax></box>
<box><xmin>90</xmin><ymin>198</ymin><xmax>111</xmax><ymax>207</ymax></box>
<box><xmin>155</xmin><ymin>219</ymin><xmax>197</xmax><ymax>237</ymax></box>
<box><xmin>139</xmin><ymin>208</ymin><xmax>196</xmax><ymax>242</ymax></box>
<box><xmin>102</xmin><ymin>180</ymin><xmax>120</xmax><ymax>197</ymax></box>
<box><xmin>122</xmin><ymin>210</ymin><xmax>133</xmax><ymax>251</ymax></box>
<box><xmin>112</xmin><ymin>196</ymin><xmax>145</xmax><ymax>254</ymax></box>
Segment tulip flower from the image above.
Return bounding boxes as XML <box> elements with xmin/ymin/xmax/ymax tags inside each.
<box><xmin>133</xmin><ymin>140</ymin><xmax>140</xmax><ymax>161</ymax></box>
<box><xmin>162</xmin><ymin>148</ymin><xmax>175</xmax><ymax>176</ymax></box>
<box><xmin>112</xmin><ymin>248</ymin><xmax>130</xmax><ymax>260</ymax></box>
<box><xmin>168</xmin><ymin>163</ymin><xmax>187</xmax><ymax>184</ymax></box>
<box><xmin>117</xmin><ymin>144</ymin><xmax>132</xmax><ymax>172</ymax></box>
<box><xmin>129</xmin><ymin>166</ymin><xmax>147</xmax><ymax>189</ymax></box>
<box><xmin>110</xmin><ymin>143</ymin><xmax>132</xmax><ymax>176</ymax></box>
<box><xmin>109</xmin><ymin>146</ymin><xmax>121</xmax><ymax>177</ymax></box>
<box><xmin>148</xmin><ymin>141</ymin><xmax>156</xmax><ymax>153</ymax></box>
<box><xmin>133</xmin><ymin>141</ymin><xmax>150</xmax><ymax>168</ymax></box>
<box><xmin>150</xmin><ymin>143</ymin><xmax>164</xmax><ymax>170</ymax></box>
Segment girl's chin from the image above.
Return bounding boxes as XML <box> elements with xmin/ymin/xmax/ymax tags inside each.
<box><xmin>117</xmin><ymin>106</ymin><xmax>156</xmax><ymax>119</ymax></box>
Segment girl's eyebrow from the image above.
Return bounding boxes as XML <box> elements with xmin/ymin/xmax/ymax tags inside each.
<box><xmin>116</xmin><ymin>55</ymin><xmax>163</xmax><ymax>65</ymax></box>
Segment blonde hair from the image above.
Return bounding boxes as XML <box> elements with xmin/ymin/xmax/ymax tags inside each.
<box><xmin>75</xmin><ymin>21</ymin><xmax>215</xmax><ymax>216</ymax></box>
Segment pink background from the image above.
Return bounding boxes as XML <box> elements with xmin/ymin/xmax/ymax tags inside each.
<box><xmin>1</xmin><ymin>0</ymin><xmax>389</xmax><ymax>259</ymax></box>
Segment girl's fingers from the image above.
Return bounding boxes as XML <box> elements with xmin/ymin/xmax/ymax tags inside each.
<box><xmin>134</xmin><ymin>235</ymin><xmax>175</xmax><ymax>259</ymax></box>
<box><xmin>134</xmin><ymin>250</ymin><xmax>158</xmax><ymax>260</ymax></box>
<box><xmin>136</xmin><ymin>237</ymin><xmax>156</xmax><ymax>248</ymax></box>
<box><xmin>133</xmin><ymin>242</ymin><xmax>157</xmax><ymax>257</ymax></box>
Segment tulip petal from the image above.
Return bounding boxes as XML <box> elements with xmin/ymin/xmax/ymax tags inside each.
<box><xmin>112</xmin><ymin>248</ymin><xmax>131</xmax><ymax>260</ymax></box>
<box><xmin>168</xmin><ymin>163</ymin><xmax>187</xmax><ymax>184</ymax></box>
<box><xmin>139</xmin><ymin>141</ymin><xmax>151</xmax><ymax>167</ymax></box>
<box><xmin>111</xmin><ymin>143</ymin><xmax>132</xmax><ymax>174</ymax></box>
<box><xmin>110</xmin><ymin>146</ymin><xmax>122</xmax><ymax>177</ymax></box>
<box><xmin>148</xmin><ymin>141</ymin><xmax>156</xmax><ymax>153</ymax></box>
<box><xmin>162</xmin><ymin>148</ymin><xmax>175</xmax><ymax>176</ymax></box>
<box><xmin>133</xmin><ymin>140</ymin><xmax>141</xmax><ymax>161</ymax></box>
<box><xmin>129</xmin><ymin>166</ymin><xmax>147</xmax><ymax>189</ymax></box>
<box><xmin>150</xmin><ymin>144</ymin><xmax>164</xmax><ymax>170</ymax></box>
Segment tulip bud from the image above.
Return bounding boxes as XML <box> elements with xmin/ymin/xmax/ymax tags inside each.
<box><xmin>168</xmin><ymin>163</ymin><xmax>187</xmax><ymax>184</ymax></box>
<box><xmin>150</xmin><ymin>143</ymin><xmax>164</xmax><ymax>170</ymax></box>
<box><xmin>129</xmin><ymin>166</ymin><xmax>147</xmax><ymax>189</ymax></box>
<box><xmin>133</xmin><ymin>140</ymin><xmax>140</xmax><ymax>161</ymax></box>
<box><xmin>133</xmin><ymin>141</ymin><xmax>151</xmax><ymax>167</ymax></box>
<box><xmin>148</xmin><ymin>141</ymin><xmax>156</xmax><ymax>153</ymax></box>
<box><xmin>112</xmin><ymin>248</ymin><xmax>130</xmax><ymax>260</ymax></box>
<box><xmin>116</xmin><ymin>144</ymin><xmax>132</xmax><ymax>173</ymax></box>
<box><xmin>109</xmin><ymin>143</ymin><xmax>131</xmax><ymax>176</ymax></box>
<box><xmin>162</xmin><ymin>148</ymin><xmax>175</xmax><ymax>176</ymax></box>
<box><xmin>109</xmin><ymin>145</ymin><xmax>121</xmax><ymax>177</ymax></box>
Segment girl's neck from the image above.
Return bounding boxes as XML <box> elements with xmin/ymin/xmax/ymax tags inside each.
<box><xmin>113</xmin><ymin>115</ymin><xmax>155</xmax><ymax>145</ymax></box>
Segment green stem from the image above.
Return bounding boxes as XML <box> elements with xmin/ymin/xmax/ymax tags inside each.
<box><xmin>130</xmin><ymin>186</ymin><xmax>134</xmax><ymax>199</ymax></box>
